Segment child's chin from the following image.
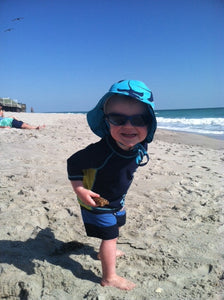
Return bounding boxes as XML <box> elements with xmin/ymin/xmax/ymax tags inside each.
<box><xmin>117</xmin><ymin>141</ymin><xmax>137</xmax><ymax>150</ymax></box>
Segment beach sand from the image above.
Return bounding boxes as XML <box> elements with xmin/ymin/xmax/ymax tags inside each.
<box><xmin>0</xmin><ymin>113</ymin><xmax>223</xmax><ymax>299</ymax></box>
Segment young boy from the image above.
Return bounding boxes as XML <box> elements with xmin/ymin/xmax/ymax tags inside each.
<box><xmin>67</xmin><ymin>80</ymin><xmax>157</xmax><ymax>290</ymax></box>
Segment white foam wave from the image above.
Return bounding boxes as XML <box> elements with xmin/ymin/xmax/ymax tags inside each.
<box><xmin>157</xmin><ymin>117</ymin><xmax>224</xmax><ymax>126</ymax></box>
<box><xmin>157</xmin><ymin>117</ymin><xmax>224</xmax><ymax>136</ymax></box>
<box><xmin>158</xmin><ymin>125</ymin><xmax>224</xmax><ymax>135</ymax></box>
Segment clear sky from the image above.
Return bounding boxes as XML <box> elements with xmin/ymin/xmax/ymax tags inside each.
<box><xmin>0</xmin><ymin>0</ymin><xmax>223</xmax><ymax>112</ymax></box>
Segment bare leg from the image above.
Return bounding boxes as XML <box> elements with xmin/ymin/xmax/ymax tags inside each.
<box><xmin>98</xmin><ymin>226</ymin><xmax>125</xmax><ymax>260</ymax></box>
<box><xmin>99</xmin><ymin>238</ymin><xmax>136</xmax><ymax>290</ymax></box>
<box><xmin>97</xmin><ymin>248</ymin><xmax>125</xmax><ymax>260</ymax></box>
<box><xmin>21</xmin><ymin>123</ymin><xmax>45</xmax><ymax>130</ymax></box>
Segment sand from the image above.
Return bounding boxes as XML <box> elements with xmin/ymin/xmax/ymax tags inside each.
<box><xmin>0</xmin><ymin>112</ymin><xmax>223</xmax><ymax>299</ymax></box>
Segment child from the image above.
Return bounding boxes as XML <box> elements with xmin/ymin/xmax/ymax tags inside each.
<box><xmin>67</xmin><ymin>80</ymin><xmax>157</xmax><ymax>290</ymax></box>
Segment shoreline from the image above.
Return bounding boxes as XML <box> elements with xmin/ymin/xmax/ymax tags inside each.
<box><xmin>158</xmin><ymin>127</ymin><xmax>224</xmax><ymax>142</ymax></box>
<box><xmin>1</xmin><ymin>112</ymin><xmax>223</xmax><ymax>299</ymax></box>
<box><xmin>155</xmin><ymin>128</ymin><xmax>224</xmax><ymax>150</ymax></box>
<box><xmin>158</xmin><ymin>127</ymin><xmax>224</xmax><ymax>141</ymax></box>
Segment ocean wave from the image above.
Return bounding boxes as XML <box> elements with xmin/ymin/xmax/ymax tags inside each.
<box><xmin>157</xmin><ymin>117</ymin><xmax>224</xmax><ymax>136</ymax></box>
<box><xmin>158</xmin><ymin>125</ymin><xmax>224</xmax><ymax>136</ymax></box>
<box><xmin>157</xmin><ymin>117</ymin><xmax>224</xmax><ymax>126</ymax></box>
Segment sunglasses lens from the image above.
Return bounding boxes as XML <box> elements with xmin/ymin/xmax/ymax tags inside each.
<box><xmin>107</xmin><ymin>115</ymin><xmax>126</xmax><ymax>126</ymax></box>
<box><xmin>106</xmin><ymin>114</ymin><xmax>150</xmax><ymax>127</ymax></box>
<box><xmin>131</xmin><ymin>115</ymin><xmax>147</xmax><ymax>126</ymax></box>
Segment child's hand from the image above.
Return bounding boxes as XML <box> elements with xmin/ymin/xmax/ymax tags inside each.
<box><xmin>77</xmin><ymin>187</ymin><xmax>100</xmax><ymax>207</ymax></box>
<box><xmin>70</xmin><ymin>181</ymin><xmax>99</xmax><ymax>207</ymax></box>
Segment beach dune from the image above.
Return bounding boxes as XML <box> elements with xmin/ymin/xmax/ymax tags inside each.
<box><xmin>0</xmin><ymin>113</ymin><xmax>223</xmax><ymax>299</ymax></box>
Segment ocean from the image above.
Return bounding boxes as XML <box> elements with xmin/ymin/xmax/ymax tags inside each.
<box><xmin>155</xmin><ymin>107</ymin><xmax>224</xmax><ymax>139</ymax></box>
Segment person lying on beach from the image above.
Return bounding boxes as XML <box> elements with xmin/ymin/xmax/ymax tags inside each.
<box><xmin>0</xmin><ymin>117</ymin><xmax>45</xmax><ymax>129</ymax></box>
<box><xmin>67</xmin><ymin>80</ymin><xmax>157</xmax><ymax>290</ymax></box>
<box><xmin>0</xmin><ymin>104</ymin><xmax>45</xmax><ymax>129</ymax></box>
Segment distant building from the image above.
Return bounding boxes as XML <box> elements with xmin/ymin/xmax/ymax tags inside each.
<box><xmin>0</xmin><ymin>97</ymin><xmax>26</xmax><ymax>112</ymax></box>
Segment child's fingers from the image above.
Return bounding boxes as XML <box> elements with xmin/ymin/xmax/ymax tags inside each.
<box><xmin>85</xmin><ymin>193</ymin><xmax>99</xmax><ymax>206</ymax></box>
<box><xmin>90</xmin><ymin>191</ymin><xmax>100</xmax><ymax>198</ymax></box>
<box><xmin>87</xmin><ymin>196</ymin><xmax>98</xmax><ymax>207</ymax></box>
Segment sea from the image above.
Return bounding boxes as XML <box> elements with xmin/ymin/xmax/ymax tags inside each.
<box><xmin>67</xmin><ymin>107</ymin><xmax>224</xmax><ymax>140</ymax></box>
<box><xmin>155</xmin><ymin>107</ymin><xmax>224</xmax><ymax>140</ymax></box>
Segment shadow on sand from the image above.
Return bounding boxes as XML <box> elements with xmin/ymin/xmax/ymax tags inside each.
<box><xmin>0</xmin><ymin>227</ymin><xmax>100</xmax><ymax>284</ymax></box>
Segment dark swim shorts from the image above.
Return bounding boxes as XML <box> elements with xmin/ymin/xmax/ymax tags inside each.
<box><xmin>12</xmin><ymin>119</ymin><xmax>23</xmax><ymax>128</ymax></box>
<box><xmin>81</xmin><ymin>208</ymin><xmax>126</xmax><ymax>240</ymax></box>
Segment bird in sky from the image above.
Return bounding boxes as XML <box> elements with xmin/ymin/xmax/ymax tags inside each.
<box><xmin>4</xmin><ymin>28</ymin><xmax>14</xmax><ymax>32</ymax></box>
<box><xmin>12</xmin><ymin>17</ymin><xmax>24</xmax><ymax>21</ymax></box>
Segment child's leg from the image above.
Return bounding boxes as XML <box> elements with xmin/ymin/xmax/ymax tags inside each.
<box><xmin>97</xmin><ymin>249</ymin><xmax>125</xmax><ymax>260</ymax></box>
<box><xmin>99</xmin><ymin>238</ymin><xmax>136</xmax><ymax>290</ymax></box>
<box><xmin>98</xmin><ymin>210</ymin><xmax>126</xmax><ymax>260</ymax></box>
<box><xmin>97</xmin><ymin>231</ymin><xmax>125</xmax><ymax>260</ymax></box>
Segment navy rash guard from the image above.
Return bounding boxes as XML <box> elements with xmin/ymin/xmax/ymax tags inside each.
<box><xmin>67</xmin><ymin>135</ymin><xmax>147</xmax><ymax>213</ymax></box>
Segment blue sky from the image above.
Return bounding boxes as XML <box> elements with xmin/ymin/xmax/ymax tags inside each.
<box><xmin>0</xmin><ymin>0</ymin><xmax>223</xmax><ymax>112</ymax></box>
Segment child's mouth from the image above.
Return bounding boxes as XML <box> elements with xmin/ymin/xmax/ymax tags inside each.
<box><xmin>121</xmin><ymin>133</ymin><xmax>137</xmax><ymax>138</ymax></box>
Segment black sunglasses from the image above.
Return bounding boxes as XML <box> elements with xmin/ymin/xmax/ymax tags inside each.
<box><xmin>105</xmin><ymin>113</ymin><xmax>150</xmax><ymax>127</ymax></box>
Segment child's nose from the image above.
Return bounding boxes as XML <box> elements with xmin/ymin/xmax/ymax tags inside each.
<box><xmin>123</xmin><ymin>120</ymin><xmax>133</xmax><ymax>127</ymax></box>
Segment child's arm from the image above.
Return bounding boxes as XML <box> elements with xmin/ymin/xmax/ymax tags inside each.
<box><xmin>70</xmin><ymin>180</ymin><xmax>100</xmax><ymax>207</ymax></box>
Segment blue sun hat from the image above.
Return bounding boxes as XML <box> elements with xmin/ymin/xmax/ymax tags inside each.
<box><xmin>87</xmin><ymin>80</ymin><xmax>157</xmax><ymax>143</ymax></box>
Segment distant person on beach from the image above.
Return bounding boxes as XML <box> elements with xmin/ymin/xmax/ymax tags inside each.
<box><xmin>0</xmin><ymin>104</ymin><xmax>45</xmax><ymax>130</ymax></box>
<box><xmin>0</xmin><ymin>105</ymin><xmax>4</xmax><ymax>118</ymax></box>
<box><xmin>67</xmin><ymin>80</ymin><xmax>157</xmax><ymax>290</ymax></box>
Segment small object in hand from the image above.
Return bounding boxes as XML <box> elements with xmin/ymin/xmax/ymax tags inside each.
<box><xmin>92</xmin><ymin>196</ymin><xmax>109</xmax><ymax>207</ymax></box>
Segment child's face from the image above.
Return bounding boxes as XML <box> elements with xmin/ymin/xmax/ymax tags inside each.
<box><xmin>106</xmin><ymin>97</ymin><xmax>148</xmax><ymax>150</ymax></box>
